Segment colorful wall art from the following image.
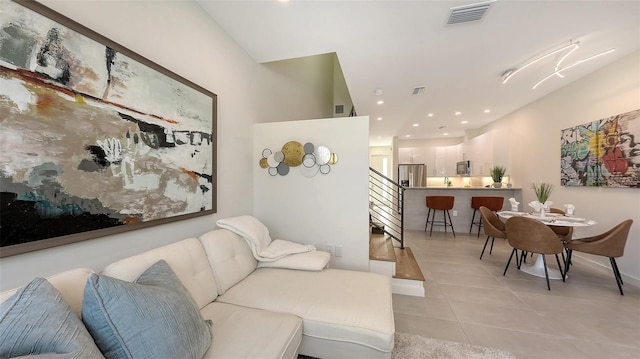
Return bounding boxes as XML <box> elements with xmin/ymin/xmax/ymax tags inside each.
<box><xmin>260</xmin><ymin>141</ymin><xmax>338</xmax><ymax>177</ymax></box>
<box><xmin>560</xmin><ymin>109</ymin><xmax>639</xmax><ymax>188</ymax></box>
<box><xmin>0</xmin><ymin>0</ymin><xmax>217</xmax><ymax>257</ymax></box>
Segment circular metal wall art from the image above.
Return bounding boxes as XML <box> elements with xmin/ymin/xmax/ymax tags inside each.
<box><xmin>267</xmin><ymin>153</ymin><xmax>280</xmax><ymax>168</ymax></box>
<box><xmin>315</xmin><ymin>145</ymin><xmax>331</xmax><ymax>165</ymax></box>
<box><xmin>303</xmin><ymin>142</ymin><xmax>315</xmax><ymax>154</ymax></box>
<box><xmin>300</xmin><ymin>163</ymin><xmax>320</xmax><ymax>178</ymax></box>
<box><xmin>277</xmin><ymin>162</ymin><xmax>290</xmax><ymax>176</ymax></box>
<box><xmin>282</xmin><ymin>141</ymin><xmax>304</xmax><ymax>167</ymax></box>
<box><xmin>302</xmin><ymin>153</ymin><xmax>317</xmax><ymax>168</ymax></box>
<box><xmin>259</xmin><ymin>157</ymin><xmax>269</xmax><ymax>168</ymax></box>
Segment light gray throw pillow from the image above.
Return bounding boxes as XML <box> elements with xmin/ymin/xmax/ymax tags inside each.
<box><xmin>0</xmin><ymin>277</ymin><xmax>104</xmax><ymax>359</ymax></box>
<box><xmin>82</xmin><ymin>260</ymin><xmax>212</xmax><ymax>359</ymax></box>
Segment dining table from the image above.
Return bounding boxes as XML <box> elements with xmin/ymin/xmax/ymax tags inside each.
<box><xmin>497</xmin><ymin>210</ymin><xmax>597</xmax><ymax>280</ymax></box>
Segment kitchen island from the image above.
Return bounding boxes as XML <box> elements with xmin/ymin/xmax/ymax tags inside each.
<box><xmin>402</xmin><ymin>187</ymin><xmax>523</xmax><ymax>233</ymax></box>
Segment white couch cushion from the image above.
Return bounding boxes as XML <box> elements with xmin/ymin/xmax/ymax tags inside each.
<box><xmin>217</xmin><ymin>268</ymin><xmax>395</xmax><ymax>355</ymax></box>
<box><xmin>101</xmin><ymin>238</ymin><xmax>217</xmax><ymax>309</ymax></box>
<box><xmin>199</xmin><ymin>229</ymin><xmax>257</xmax><ymax>295</ymax></box>
<box><xmin>200</xmin><ymin>302</ymin><xmax>302</xmax><ymax>359</ymax></box>
<box><xmin>0</xmin><ymin>268</ymin><xmax>93</xmax><ymax>318</ymax></box>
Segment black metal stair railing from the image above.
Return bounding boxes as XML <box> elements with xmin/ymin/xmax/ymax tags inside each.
<box><xmin>369</xmin><ymin>167</ymin><xmax>404</xmax><ymax>249</ymax></box>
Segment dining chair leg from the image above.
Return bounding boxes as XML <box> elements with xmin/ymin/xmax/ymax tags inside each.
<box><xmin>610</xmin><ymin>257</ymin><xmax>624</xmax><ymax>295</ymax></box>
<box><xmin>542</xmin><ymin>255</ymin><xmax>551</xmax><ymax>290</ymax></box>
<box><xmin>489</xmin><ymin>237</ymin><xmax>495</xmax><ymax>255</ymax></box>
<box><xmin>565</xmin><ymin>249</ymin><xmax>573</xmax><ymax>274</ymax></box>
<box><xmin>555</xmin><ymin>254</ymin><xmax>565</xmax><ymax>282</ymax></box>
<box><xmin>518</xmin><ymin>251</ymin><xmax>526</xmax><ymax>268</ymax></box>
<box><xmin>443</xmin><ymin>210</ymin><xmax>448</xmax><ymax>235</ymax></box>
<box><xmin>480</xmin><ymin>235</ymin><xmax>491</xmax><ymax>259</ymax></box>
<box><xmin>503</xmin><ymin>248</ymin><xmax>517</xmax><ymax>276</ymax></box>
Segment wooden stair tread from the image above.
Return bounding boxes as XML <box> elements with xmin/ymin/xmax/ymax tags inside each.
<box><xmin>393</xmin><ymin>247</ymin><xmax>425</xmax><ymax>281</ymax></box>
<box><xmin>369</xmin><ymin>233</ymin><xmax>396</xmax><ymax>262</ymax></box>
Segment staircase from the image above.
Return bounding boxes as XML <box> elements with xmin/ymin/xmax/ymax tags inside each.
<box><xmin>370</xmin><ymin>230</ymin><xmax>425</xmax><ymax>297</ymax></box>
<box><xmin>368</xmin><ymin>167</ymin><xmax>424</xmax><ymax>297</ymax></box>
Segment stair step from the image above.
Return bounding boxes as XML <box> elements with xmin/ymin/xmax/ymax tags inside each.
<box><xmin>393</xmin><ymin>247</ymin><xmax>425</xmax><ymax>281</ymax></box>
<box><xmin>369</xmin><ymin>234</ymin><xmax>425</xmax><ymax>282</ymax></box>
<box><xmin>369</xmin><ymin>233</ymin><xmax>396</xmax><ymax>262</ymax></box>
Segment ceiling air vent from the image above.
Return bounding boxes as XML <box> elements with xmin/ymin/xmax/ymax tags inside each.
<box><xmin>412</xmin><ymin>86</ymin><xmax>426</xmax><ymax>95</ymax></box>
<box><xmin>447</xmin><ymin>0</ymin><xmax>494</xmax><ymax>25</ymax></box>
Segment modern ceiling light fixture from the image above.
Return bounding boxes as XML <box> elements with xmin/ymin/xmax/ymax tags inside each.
<box><xmin>502</xmin><ymin>40</ymin><xmax>616</xmax><ymax>90</ymax></box>
<box><xmin>531</xmin><ymin>48</ymin><xmax>616</xmax><ymax>90</ymax></box>
<box><xmin>501</xmin><ymin>42</ymin><xmax>579</xmax><ymax>84</ymax></box>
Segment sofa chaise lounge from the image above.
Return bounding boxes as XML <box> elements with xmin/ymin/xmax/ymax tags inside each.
<box><xmin>1</xmin><ymin>218</ymin><xmax>395</xmax><ymax>359</ymax></box>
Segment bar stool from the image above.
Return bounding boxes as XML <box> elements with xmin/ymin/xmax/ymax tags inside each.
<box><xmin>469</xmin><ymin>196</ymin><xmax>504</xmax><ymax>237</ymax></box>
<box><xmin>425</xmin><ymin>196</ymin><xmax>456</xmax><ymax>237</ymax></box>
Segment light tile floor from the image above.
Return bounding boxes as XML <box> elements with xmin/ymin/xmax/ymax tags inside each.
<box><xmin>393</xmin><ymin>230</ymin><xmax>640</xmax><ymax>359</ymax></box>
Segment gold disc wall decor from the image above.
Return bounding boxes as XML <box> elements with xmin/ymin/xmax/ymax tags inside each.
<box><xmin>282</xmin><ymin>141</ymin><xmax>304</xmax><ymax>167</ymax></box>
<box><xmin>259</xmin><ymin>157</ymin><xmax>269</xmax><ymax>168</ymax></box>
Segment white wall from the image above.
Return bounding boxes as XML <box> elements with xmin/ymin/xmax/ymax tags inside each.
<box><xmin>253</xmin><ymin>117</ymin><xmax>371</xmax><ymax>271</ymax></box>
<box><xmin>495</xmin><ymin>51</ymin><xmax>640</xmax><ymax>284</ymax></box>
<box><xmin>259</xmin><ymin>53</ymin><xmax>335</xmax><ymax>123</ymax></box>
<box><xmin>1</xmin><ymin>0</ymin><xmax>260</xmax><ymax>290</ymax></box>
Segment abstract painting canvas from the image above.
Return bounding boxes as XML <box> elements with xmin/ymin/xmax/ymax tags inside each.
<box><xmin>0</xmin><ymin>0</ymin><xmax>216</xmax><ymax>257</ymax></box>
<box><xmin>561</xmin><ymin>109</ymin><xmax>639</xmax><ymax>188</ymax></box>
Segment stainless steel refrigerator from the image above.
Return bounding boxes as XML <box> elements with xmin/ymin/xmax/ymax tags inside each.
<box><xmin>398</xmin><ymin>164</ymin><xmax>427</xmax><ymax>187</ymax></box>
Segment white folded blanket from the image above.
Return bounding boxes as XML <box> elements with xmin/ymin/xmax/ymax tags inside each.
<box><xmin>216</xmin><ymin>215</ymin><xmax>315</xmax><ymax>262</ymax></box>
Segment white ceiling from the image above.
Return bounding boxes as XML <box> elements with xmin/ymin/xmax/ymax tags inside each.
<box><xmin>197</xmin><ymin>0</ymin><xmax>640</xmax><ymax>146</ymax></box>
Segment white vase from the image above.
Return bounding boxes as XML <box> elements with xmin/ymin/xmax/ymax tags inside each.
<box><xmin>493</xmin><ymin>182</ymin><xmax>502</xmax><ymax>188</ymax></box>
<box><xmin>540</xmin><ymin>207</ymin><xmax>546</xmax><ymax>218</ymax></box>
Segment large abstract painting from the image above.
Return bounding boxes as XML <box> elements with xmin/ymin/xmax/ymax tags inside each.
<box><xmin>0</xmin><ymin>0</ymin><xmax>217</xmax><ymax>257</ymax></box>
<box><xmin>560</xmin><ymin>109</ymin><xmax>639</xmax><ymax>188</ymax></box>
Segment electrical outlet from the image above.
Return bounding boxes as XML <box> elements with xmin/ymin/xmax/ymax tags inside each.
<box><xmin>335</xmin><ymin>245</ymin><xmax>343</xmax><ymax>257</ymax></box>
<box><xmin>326</xmin><ymin>245</ymin><xmax>335</xmax><ymax>257</ymax></box>
<box><xmin>453</xmin><ymin>210</ymin><xmax>458</xmax><ymax>216</ymax></box>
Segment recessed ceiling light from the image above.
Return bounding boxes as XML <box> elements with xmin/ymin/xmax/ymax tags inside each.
<box><xmin>461</xmin><ymin>120</ymin><xmax>469</xmax><ymax>124</ymax></box>
<box><xmin>377</xmin><ymin>136</ymin><xmax>382</xmax><ymax>139</ymax></box>
<box><xmin>455</xmin><ymin>111</ymin><xmax>462</xmax><ymax>115</ymax></box>
<box><xmin>443</xmin><ymin>133</ymin><xmax>449</xmax><ymax>136</ymax></box>
<box><xmin>428</xmin><ymin>113</ymin><xmax>434</xmax><ymax>117</ymax></box>
<box><xmin>405</xmin><ymin>134</ymin><xmax>411</xmax><ymax>138</ymax></box>
<box><xmin>484</xmin><ymin>109</ymin><xmax>491</xmax><ymax>113</ymax></box>
<box><xmin>377</xmin><ymin>100</ymin><xmax>384</xmax><ymax>105</ymax></box>
<box><xmin>377</xmin><ymin>117</ymin><xmax>382</xmax><ymax>121</ymax></box>
<box><xmin>412</xmin><ymin>123</ymin><xmax>419</xmax><ymax>127</ymax></box>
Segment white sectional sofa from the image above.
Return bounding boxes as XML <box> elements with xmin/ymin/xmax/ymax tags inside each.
<box><xmin>1</xmin><ymin>225</ymin><xmax>395</xmax><ymax>359</ymax></box>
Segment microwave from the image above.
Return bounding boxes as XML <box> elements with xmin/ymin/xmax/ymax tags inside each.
<box><xmin>456</xmin><ymin>161</ymin><xmax>470</xmax><ymax>175</ymax></box>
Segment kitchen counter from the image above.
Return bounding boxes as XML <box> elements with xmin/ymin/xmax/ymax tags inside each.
<box><xmin>401</xmin><ymin>187</ymin><xmax>523</xmax><ymax>233</ymax></box>
<box><xmin>406</xmin><ymin>187</ymin><xmax>521</xmax><ymax>190</ymax></box>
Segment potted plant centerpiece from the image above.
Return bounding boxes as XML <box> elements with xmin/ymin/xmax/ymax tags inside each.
<box><xmin>533</xmin><ymin>181</ymin><xmax>553</xmax><ymax>217</ymax></box>
<box><xmin>490</xmin><ymin>166</ymin><xmax>506</xmax><ymax>188</ymax></box>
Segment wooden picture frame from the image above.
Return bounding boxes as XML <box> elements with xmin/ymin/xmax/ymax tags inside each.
<box><xmin>0</xmin><ymin>0</ymin><xmax>217</xmax><ymax>257</ymax></box>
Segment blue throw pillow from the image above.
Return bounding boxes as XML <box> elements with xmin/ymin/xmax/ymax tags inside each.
<box><xmin>82</xmin><ymin>260</ymin><xmax>212</xmax><ymax>359</ymax></box>
<box><xmin>0</xmin><ymin>277</ymin><xmax>104</xmax><ymax>358</ymax></box>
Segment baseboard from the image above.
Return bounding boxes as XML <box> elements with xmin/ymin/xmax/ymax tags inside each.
<box><xmin>392</xmin><ymin>278</ymin><xmax>425</xmax><ymax>297</ymax></box>
<box><xmin>572</xmin><ymin>254</ymin><xmax>640</xmax><ymax>288</ymax></box>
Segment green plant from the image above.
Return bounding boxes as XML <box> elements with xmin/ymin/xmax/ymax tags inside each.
<box><xmin>490</xmin><ymin>166</ymin><xmax>506</xmax><ymax>183</ymax></box>
<box><xmin>533</xmin><ymin>182</ymin><xmax>553</xmax><ymax>203</ymax></box>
